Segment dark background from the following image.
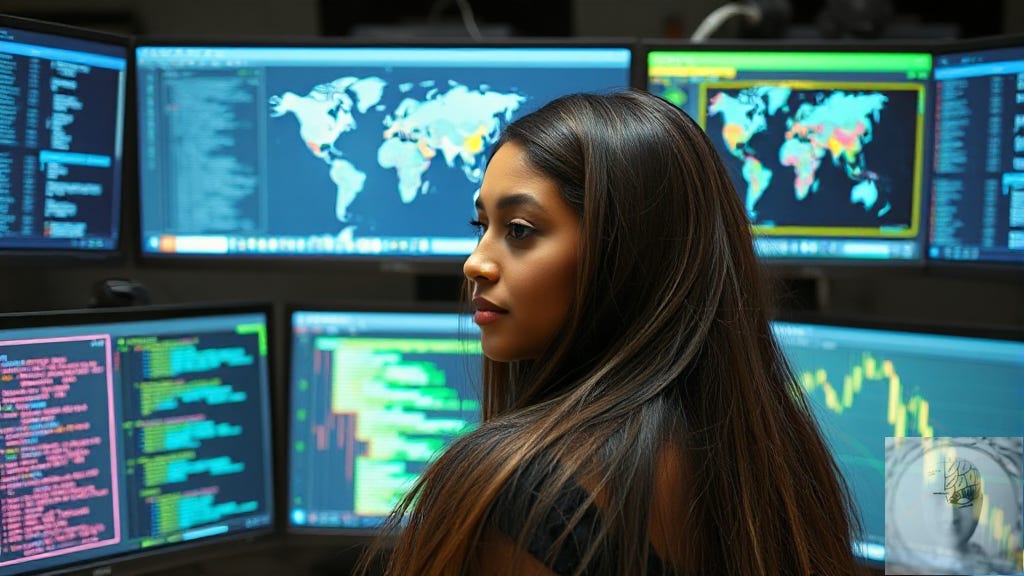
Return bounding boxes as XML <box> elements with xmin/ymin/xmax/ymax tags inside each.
<box><xmin>0</xmin><ymin>0</ymin><xmax>1018</xmax><ymax>328</ymax></box>
<box><xmin>0</xmin><ymin>0</ymin><xmax>1016</xmax><ymax>40</ymax></box>
<box><xmin>0</xmin><ymin>1</ymin><xmax>1020</xmax><ymax>575</ymax></box>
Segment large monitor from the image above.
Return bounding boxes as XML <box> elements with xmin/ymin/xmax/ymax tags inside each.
<box><xmin>930</xmin><ymin>35</ymin><xmax>1024</xmax><ymax>271</ymax></box>
<box><xmin>134</xmin><ymin>40</ymin><xmax>634</xmax><ymax>262</ymax></box>
<box><xmin>645</xmin><ymin>44</ymin><xmax>933</xmax><ymax>265</ymax></box>
<box><xmin>287</xmin><ymin>306</ymin><xmax>482</xmax><ymax>532</ymax></box>
<box><xmin>772</xmin><ymin>316</ymin><xmax>1024</xmax><ymax>570</ymax></box>
<box><xmin>0</xmin><ymin>15</ymin><xmax>127</xmax><ymax>257</ymax></box>
<box><xmin>0</xmin><ymin>304</ymin><xmax>275</xmax><ymax>575</ymax></box>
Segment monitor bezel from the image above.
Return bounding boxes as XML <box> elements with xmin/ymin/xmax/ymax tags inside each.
<box><xmin>129</xmin><ymin>35</ymin><xmax>640</xmax><ymax>272</ymax></box>
<box><xmin>282</xmin><ymin>299</ymin><xmax>475</xmax><ymax>542</ymax></box>
<box><xmin>773</xmin><ymin>308</ymin><xmax>1024</xmax><ymax>349</ymax></box>
<box><xmin>0</xmin><ymin>14</ymin><xmax>132</xmax><ymax>266</ymax></box>
<box><xmin>639</xmin><ymin>38</ymin><xmax>940</xmax><ymax>270</ymax></box>
<box><xmin>925</xmin><ymin>33</ymin><xmax>1024</xmax><ymax>278</ymax></box>
<box><xmin>0</xmin><ymin>300</ymin><xmax>280</xmax><ymax>576</ymax></box>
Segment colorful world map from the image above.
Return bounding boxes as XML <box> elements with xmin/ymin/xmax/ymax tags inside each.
<box><xmin>707</xmin><ymin>86</ymin><xmax>892</xmax><ymax>223</ymax></box>
<box><xmin>269</xmin><ymin>77</ymin><xmax>525</xmax><ymax>228</ymax></box>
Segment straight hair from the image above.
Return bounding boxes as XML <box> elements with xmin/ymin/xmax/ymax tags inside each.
<box><xmin>360</xmin><ymin>89</ymin><xmax>860</xmax><ymax>575</ymax></box>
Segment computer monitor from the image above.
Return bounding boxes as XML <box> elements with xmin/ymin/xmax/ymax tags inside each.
<box><xmin>0</xmin><ymin>15</ymin><xmax>127</xmax><ymax>258</ymax></box>
<box><xmin>134</xmin><ymin>40</ymin><xmax>634</xmax><ymax>262</ymax></box>
<box><xmin>645</xmin><ymin>43</ymin><xmax>933</xmax><ymax>265</ymax></box>
<box><xmin>0</xmin><ymin>303</ymin><xmax>275</xmax><ymax>575</ymax></box>
<box><xmin>772</xmin><ymin>316</ymin><xmax>1024</xmax><ymax>569</ymax></box>
<box><xmin>287</xmin><ymin>306</ymin><xmax>482</xmax><ymax>532</ymax></box>
<box><xmin>930</xmin><ymin>35</ymin><xmax>1024</xmax><ymax>271</ymax></box>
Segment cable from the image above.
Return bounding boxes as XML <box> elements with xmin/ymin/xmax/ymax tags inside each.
<box><xmin>691</xmin><ymin>1</ymin><xmax>763</xmax><ymax>42</ymax></box>
<box><xmin>455</xmin><ymin>0</ymin><xmax>483</xmax><ymax>41</ymax></box>
<box><xmin>426</xmin><ymin>0</ymin><xmax>483</xmax><ymax>40</ymax></box>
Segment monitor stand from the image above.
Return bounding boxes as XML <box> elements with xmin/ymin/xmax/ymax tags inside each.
<box><xmin>89</xmin><ymin>278</ymin><xmax>151</xmax><ymax>307</ymax></box>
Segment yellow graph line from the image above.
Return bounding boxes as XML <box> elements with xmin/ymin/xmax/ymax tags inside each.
<box><xmin>798</xmin><ymin>352</ymin><xmax>934</xmax><ymax>438</ymax></box>
<box><xmin>982</xmin><ymin>502</ymin><xmax>1022</xmax><ymax>563</ymax></box>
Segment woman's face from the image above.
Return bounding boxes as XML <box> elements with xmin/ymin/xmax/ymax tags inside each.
<box><xmin>464</xmin><ymin>142</ymin><xmax>581</xmax><ymax>362</ymax></box>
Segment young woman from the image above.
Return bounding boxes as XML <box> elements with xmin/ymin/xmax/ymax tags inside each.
<box><xmin>364</xmin><ymin>89</ymin><xmax>860</xmax><ymax>575</ymax></box>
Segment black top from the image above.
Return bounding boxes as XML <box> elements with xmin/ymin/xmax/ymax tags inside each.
<box><xmin>491</xmin><ymin>473</ymin><xmax>673</xmax><ymax>575</ymax></box>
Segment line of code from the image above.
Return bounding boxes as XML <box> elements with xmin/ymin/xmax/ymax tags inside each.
<box><xmin>0</xmin><ymin>335</ymin><xmax>120</xmax><ymax>567</ymax></box>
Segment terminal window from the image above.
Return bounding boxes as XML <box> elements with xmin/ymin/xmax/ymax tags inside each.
<box><xmin>648</xmin><ymin>49</ymin><xmax>932</xmax><ymax>263</ymax></box>
<box><xmin>0</xmin><ymin>335</ymin><xmax>122</xmax><ymax>564</ymax></box>
<box><xmin>931</xmin><ymin>44</ymin><xmax>1024</xmax><ymax>266</ymax></box>
<box><xmin>0</xmin><ymin>21</ymin><xmax>126</xmax><ymax>252</ymax></box>
<box><xmin>288</xmin><ymin>310</ymin><xmax>482</xmax><ymax>530</ymax></box>
<box><xmin>0</xmin><ymin>312</ymin><xmax>274</xmax><ymax>575</ymax></box>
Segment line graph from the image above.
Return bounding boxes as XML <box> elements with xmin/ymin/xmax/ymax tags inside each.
<box><xmin>797</xmin><ymin>351</ymin><xmax>935</xmax><ymax>438</ymax></box>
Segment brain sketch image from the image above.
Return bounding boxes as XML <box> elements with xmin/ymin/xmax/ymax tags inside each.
<box><xmin>885</xmin><ymin>436</ymin><xmax>1023</xmax><ymax>575</ymax></box>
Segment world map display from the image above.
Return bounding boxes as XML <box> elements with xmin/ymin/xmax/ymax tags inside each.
<box><xmin>267</xmin><ymin>75</ymin><xmax>527</xmax><ymax>243</ymax></box>
<box><xmin>703</xmin><ymin>85</ymin><xmax>921</xmax><ymax>231</ymax></box>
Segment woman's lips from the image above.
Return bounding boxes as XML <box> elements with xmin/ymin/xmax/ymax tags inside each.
<box><xmin>472</xmin><ymin>297</ymin><xmax>508</xmax><ymax>325</ymax></box>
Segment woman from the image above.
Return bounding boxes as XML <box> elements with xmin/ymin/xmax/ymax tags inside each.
<box><xmin>364</xmin><ymin>89</ymin><xmax>860</xmax><ymax>575</ymax></box>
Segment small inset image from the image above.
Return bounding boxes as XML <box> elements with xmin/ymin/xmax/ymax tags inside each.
<box><xmin>885</xmin><ymin>436</ymin><xmax>1023</xmax><ymax>575</ymax></box>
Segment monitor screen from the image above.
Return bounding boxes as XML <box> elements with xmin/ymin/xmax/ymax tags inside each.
<box><xmin>646</xmin><ymin>46</ymin><xmax>933</xmax><ymax>264</ymax></box>
<box><xmin>0</xmin><ymin>305</ymin><xmax>275</xmax><ymax>575</ymax></box>
<box><xmin>772</xmin><ymin>318</ymin><xmax>1024</xmax><ymax>569</ymax></box>
<box><xmin>0</xmin><ymin>16</ymin><xmax>127</xmax><ymax>255</ymax></box>
<box><xmin>135</xmin><ymin>42</ymin><xmax>633</xmax><ymax>261</ymax></box>
<box><xmin>931</xmin><ymin>40</ymin><xmax>1024</xmax><ymax>268</ymax></box>
<box><xmin>288</xmin><ymin>308</ymin><xmax>481</xmax><ymax>532</ymax></box>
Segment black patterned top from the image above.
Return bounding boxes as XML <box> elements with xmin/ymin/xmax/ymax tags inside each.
<box><xmin>491</xmin><ymin>472</ymin><xmax>674</xmax><ymax>576</ymax></box>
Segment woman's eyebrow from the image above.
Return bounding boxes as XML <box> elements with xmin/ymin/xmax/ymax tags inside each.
<box><xmin>474</xmin><ymin>192</ymin><xmax>543</xmax><ymax>212</ymax></box>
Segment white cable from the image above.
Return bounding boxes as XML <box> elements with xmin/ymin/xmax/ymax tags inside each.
<box><xmin>455</xmin><ymin>0</ymin><xmax>483</xmax><ymax>41</ymax></box>
<box><xmin>691</xmin><ymin>1</ymin><xmax>763</xmax><ymax>42</ymax></box>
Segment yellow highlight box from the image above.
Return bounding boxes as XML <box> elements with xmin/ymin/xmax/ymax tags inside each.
<box><xmin>648</xmin><ymin>66</ymin><xmax>737</xmax><ymax>79</ymax></box>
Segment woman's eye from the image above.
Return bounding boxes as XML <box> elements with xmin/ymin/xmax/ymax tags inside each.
<box><xmin>507</xmin><ymin>221</ymin><xmax>535</xmax><ymax>241</ymax></box>
<box><xmin>469</xmin><ymin>219</ymin><xmax>486</xmax><ymax>236</ymax></box>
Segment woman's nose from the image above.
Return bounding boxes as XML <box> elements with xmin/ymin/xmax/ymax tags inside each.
<box><xmin>464</xmin><ymin>249</ymin><xmax>498</xmax><ymax>283</ymax></box>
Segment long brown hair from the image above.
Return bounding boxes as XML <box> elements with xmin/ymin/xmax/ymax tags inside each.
<box><xmin>361</xmin><ymin>89</ymin><xmax>861</xmax><ymax>575</ymax></box>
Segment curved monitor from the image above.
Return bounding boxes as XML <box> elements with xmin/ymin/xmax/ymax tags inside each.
<box><xmin>0</xmin><ymin>15</ymin><xmax>128</xmax><ymax>259</ymax></box>
<box><xmin>287</xmin><ymin>305</ymin><xmax>481</xmax><ymax>533</ymax></box>
<box><xmin>772</xmin><ymin>315</ymin><xmax>1024</xmax><ymax>572</ymax></box>
<box><xmin>644</xmin><ymin>42</ymin><xmax>933</xmax><ymax>266</ymax></box>
<box><xmin>0</xmin><ymin>303</ymin><xmax>276</xmax><ymax>575</ymax></box>
<box><xmin>930</xmin><ymin>34</ymin><xmax>1024</xmax><ymax>272</ymax></box>
<box><xmin>134</xmin><ymin>40</ymin><xmax>634</xmax><ymax>263</ymax></box>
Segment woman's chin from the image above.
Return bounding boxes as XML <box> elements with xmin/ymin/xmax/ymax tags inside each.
<box><xmin>481</xmin><ymin>339</ymin><xmax>528</xmax><ymax>364</ymax></box>
<box><xmin>482</xmin><ymin>347</ymin><xmax>516</xmax><ymax>363</ymax></box>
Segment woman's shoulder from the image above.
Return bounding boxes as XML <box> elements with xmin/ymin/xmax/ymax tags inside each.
<box><xmin>489</xmin><ymin>459</ymin><xmax>677</xmax><ymax>576</ymax></box>
<box><xmin>489</xmin><ymin>464</ymin><xmax>601</xmax><ymax>575</ymax></box>
<box><xmin>491</xmin><ymin>457</ymin><xmax>598</xmax><ymax>540</ymax></box>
